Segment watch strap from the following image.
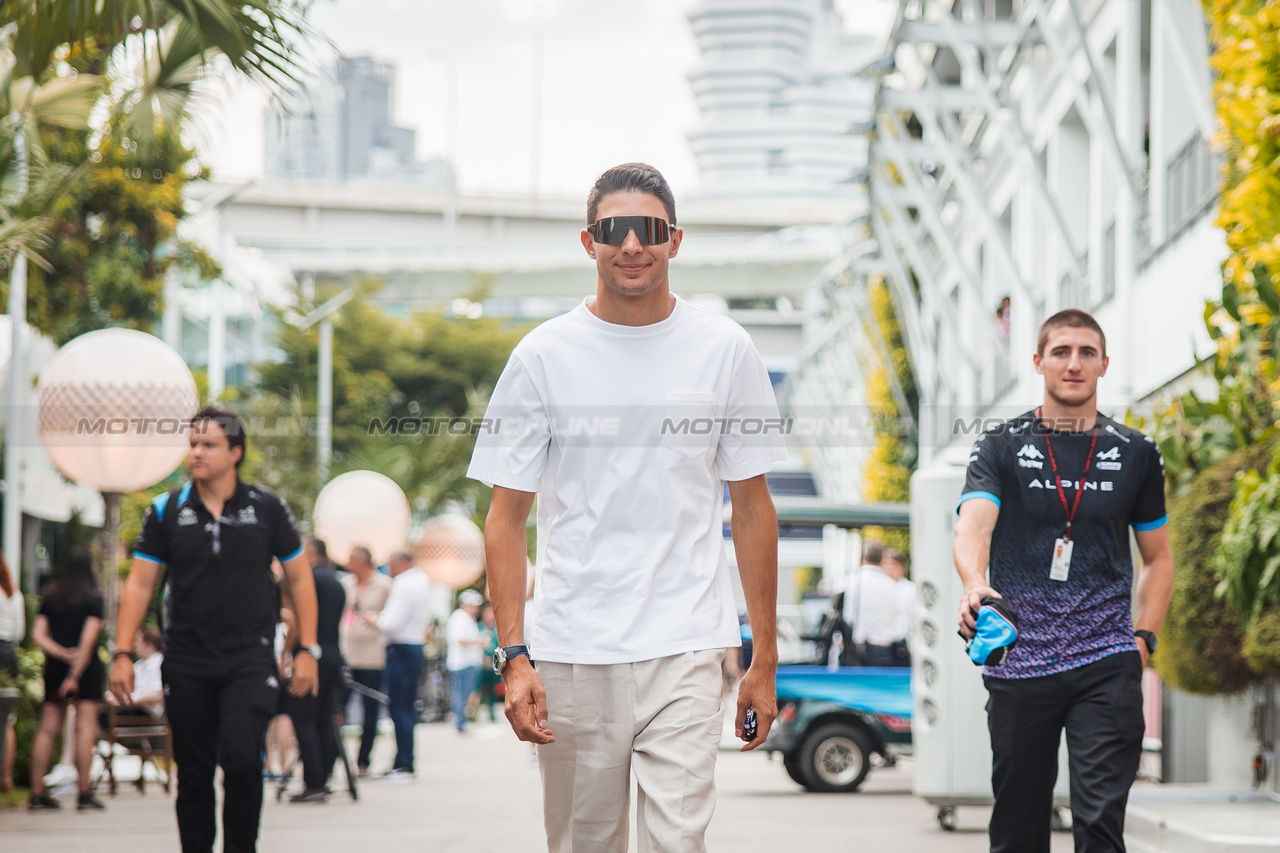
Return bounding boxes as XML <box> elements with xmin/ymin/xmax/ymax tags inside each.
<box><xmin>1134</xmin><ymin>630</ymin><xmax>1157</xmax><ymax>653</ymax></box>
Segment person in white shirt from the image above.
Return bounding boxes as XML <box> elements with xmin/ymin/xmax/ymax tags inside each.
<box><xmin>103</xmin><ymin>627</ymin><xmax>165</xmax><ymax>716</ymax></box>
<box><xmin>882</xmin><ymin>549</ymin><xmax>915</xmax><ymax>667</ymax></box>
<box><xmin>470</xmin><ymin>163</ymin><xmax>785</xmax><ymax>853</ymax></box>
<box><xmin>444</xmin><ymin>590</ymin><xmax>485</xmax><ymax>733</ymax></box>
<box><xmin>842</xmin><ymin>540</ymin><xmax>900</xmax><ymax>666</ymax></box>
<box><xmin>375</xmin><ymin>552</ymin><xmax>431</xmax><ymax>779</ymax></box>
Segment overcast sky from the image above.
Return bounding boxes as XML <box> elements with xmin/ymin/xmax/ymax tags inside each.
<box><xmin>197</xmin><ymin>0</ymin><xmax>897</xmax><ymax>197</ymax></box>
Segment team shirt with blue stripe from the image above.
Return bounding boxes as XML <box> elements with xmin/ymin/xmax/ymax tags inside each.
<box><xmin>134</xmin><ymin>478</ymin><xmax>303</xmax><ymax>664</ymax></box>
<box><xmin>958</xmin><ymin>411</ymin><xmax>1167</xmax><ymax>679</ymax></box>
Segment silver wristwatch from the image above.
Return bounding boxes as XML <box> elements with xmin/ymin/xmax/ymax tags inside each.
<box><xmin>298</xmin><ymin>644</ymin><xmax>322</xmax><ymax>661</ymax></box>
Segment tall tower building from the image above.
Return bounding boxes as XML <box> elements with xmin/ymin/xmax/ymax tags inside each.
<box><xmin>265</xmin><ymin>57</ymin><xmax>451</xmax><ymax>186</ymax></box>
<box><xmin>686</xmin><ymin>0</ymin><xmax>877</xmax><ymax>197</ymax></box>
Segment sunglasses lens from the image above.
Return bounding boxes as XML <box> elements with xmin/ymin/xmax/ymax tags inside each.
<box><xmin>592</xmin><ymin>216</ymin><xmax>669</xmax><ymax>246</ymax></box>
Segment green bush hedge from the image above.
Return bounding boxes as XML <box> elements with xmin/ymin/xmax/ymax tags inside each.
<box><xmin>1157</xmin><ymin>440</ymin><xmax>1269</xmax><ymax>694</ymax></box>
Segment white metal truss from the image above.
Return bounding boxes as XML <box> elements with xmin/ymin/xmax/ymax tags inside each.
<box><xmin>864</xmin><ymin>0</ymin><xmax>1217</xmax><ymax>463</ymax></box>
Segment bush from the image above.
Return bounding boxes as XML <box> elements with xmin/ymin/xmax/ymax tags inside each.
<box><xmin>1157</xmin><ymin>440</ymin><xmax>1268</xmax><ymax>694</ymax></box>
<box><xmin>1243</xmin><ymin>609</ymin><xmax>1280</xmax><ymax>676</ymax></box>
<box><xmin>9</xmin><ymin>646</ymin><xmax>44</xmax><ymax>789</ymax></box>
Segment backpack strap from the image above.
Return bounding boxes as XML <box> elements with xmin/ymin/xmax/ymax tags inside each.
<box><xmin>148</xmin><ymin>482</ymin><xmax>190</xmax><ymax>632</ymax></box>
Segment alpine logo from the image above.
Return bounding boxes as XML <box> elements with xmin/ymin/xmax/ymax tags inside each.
<box><xmin>266</xmin><ymin>675</ymin><xmax>279</xmax><ymax>690</ymax></box>
<box><xmin>1017</xmin><ymin>445</ymin><xmax>1045</xmax><ymax>460</ymax></box>
<box><xmin>176</xmin><ymin>506</ymin><xmax>198</xmax><ymax>527</ymax></box>
<box><xmin>1096</xmin><ymin>446</ymin><xmax>1122</xmax><ymax>470</ymax></box>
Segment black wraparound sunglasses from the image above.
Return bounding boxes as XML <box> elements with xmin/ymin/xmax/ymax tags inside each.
<box><xmin>587</xmin><ymin>215</ymin><xmax>673</xmax><ymax>246</ymax></box>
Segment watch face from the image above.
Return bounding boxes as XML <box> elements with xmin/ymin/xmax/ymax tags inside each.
<box><xmin>493</xmin><ymin>648</ymin><xmax>505</xmax><ymax>674</ymax></box>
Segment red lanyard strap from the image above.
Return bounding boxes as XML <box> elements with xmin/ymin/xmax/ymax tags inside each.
<box><xmin>1038</xmin><ymin>410</ymin><xmax>1098</xmax><ymax>540</ymax></box>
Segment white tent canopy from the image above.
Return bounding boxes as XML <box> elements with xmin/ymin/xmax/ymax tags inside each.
<box><xmin>0</xmin><ymin>316</ymin><xmax>105</xmax><ymax>526</ymax></box>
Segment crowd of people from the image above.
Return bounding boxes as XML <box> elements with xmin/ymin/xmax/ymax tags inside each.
<box><xmin>0</xmin><ymin>405</ymin><xmax>505</xmax><ymax>853</ymax></box>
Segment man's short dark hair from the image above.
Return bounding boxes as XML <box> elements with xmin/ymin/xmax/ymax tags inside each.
<box><xmin>1037</xmin><ymin>309</ymin><xmax>1107</xmax><ymax>357</ymax></box>
<box><xmin>863</xmin><ymin>539</ymin><xmax>884</xmax><ymax>565</ymax></box>
<box><xmin>587</xmin><ymin>163</ymin><xmax>676</xmax><ymax>225</ymax></box>
<box><xmin>306</xmin><ymin>537</ymin><xmax>328</xmax><ymax>561</ymax></box>
<box><xmin>191</xmin><ymin>405</ymin><xmax>247</xmax><ymax>468</ymax></box>
<box><xmin>140</xmin><ymin>626</ymin><xmax>164</xmax><ymax>650</ymax></box>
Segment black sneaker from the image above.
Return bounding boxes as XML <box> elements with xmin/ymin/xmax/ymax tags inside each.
<box><xmin>288</xmin><ymin>786</ymin><xmax>328</xmax><ymax>804</ymax></box>
<box><xmin>77</xmin><ymin>793</ymin><xmax>106</xmax><ymax>811</ymax></box>
<box><xmin>28</xmin><ymin>793</ymin><xmax>61</xmax><ymax>811</ymax></box>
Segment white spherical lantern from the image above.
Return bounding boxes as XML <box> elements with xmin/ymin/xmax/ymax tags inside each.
<box><xmin>36</xmin><ymin>329</ymin><xmax>198</xmax><ymax>493</ymax></box>
<box><xmin>415</xmin><ymin>514</ymin><xmax>485</xmax><ymax>590</ymax></box>
<box><xmin>313</xmin><ymin>470</ymin><xmax>410</xmax><ymax>567</ymax></box>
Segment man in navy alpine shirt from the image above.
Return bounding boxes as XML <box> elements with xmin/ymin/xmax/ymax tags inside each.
<box><xmin>110</xmin><ymin>406</ymin><xmax>320</xmax><ymax>853</ymax></box>
<box><xmin>954</xmin><ymin>309</ymin><xmax>1173</xmax><ymax>853</ymax></box>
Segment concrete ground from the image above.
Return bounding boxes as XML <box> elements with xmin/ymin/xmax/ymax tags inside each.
<box><xmin>0</xmin><ymin>717</ymin><xmax>1077</xmax><ymax>852</ymax></box>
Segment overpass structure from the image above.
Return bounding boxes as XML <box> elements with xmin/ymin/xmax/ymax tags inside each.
<box><xmin>173</xmin><ymin>179</ymin><xmax>866</xmax><ymax>393</ymax></box>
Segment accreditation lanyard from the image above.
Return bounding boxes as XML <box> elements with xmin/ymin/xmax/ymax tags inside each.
<box><xmin>1038</xmin><ymin>409</ymin><xmax>1098</xmax><ymax>542</ymax></box>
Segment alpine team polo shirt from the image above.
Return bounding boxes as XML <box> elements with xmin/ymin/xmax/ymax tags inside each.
<box><xmin>133</xmin><ymin>479</ymin><xmax>303</xmax><ymax>665</ymax></box>
<box><xmin>957</xmin><ymin>411</ymin><xmax>1167</xmax><ymax>679</ymax></box>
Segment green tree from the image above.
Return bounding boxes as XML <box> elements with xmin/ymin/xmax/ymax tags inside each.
<box><xmin>0</xmin><ymin>1</ymin><xmax>312</xmax><ymax>329</ymax></box>
<box><xmin>251</xmin><ymin>284</ymin><xmax>530</xmax><ymax>522</ymax></box>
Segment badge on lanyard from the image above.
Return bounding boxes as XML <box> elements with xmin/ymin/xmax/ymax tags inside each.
<box><xmin>1050</xmin><ymin>538</ymin><xmax>1073</xmax><ymax>581</ymax></box>
<box><xmin>1039</xmin><ymin>409</ymin><xmax>1098</xmax><ymax>584</ymax></box>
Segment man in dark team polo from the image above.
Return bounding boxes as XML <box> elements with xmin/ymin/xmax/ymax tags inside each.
<box><xmin>953</xmin><ymin>309</ymin><xmax>1174</xmax><ymax>853</ymax></box>
<box><xmin>111</xmin><ymin>406</ymin><xmax>320</xmax><ymax>853</ymax></box>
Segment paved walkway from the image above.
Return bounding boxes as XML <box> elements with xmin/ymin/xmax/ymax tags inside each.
<box><xmin>0</xmin><ymin>719</ymin><xmax>1070</xmax><ymax>852</ymax></box>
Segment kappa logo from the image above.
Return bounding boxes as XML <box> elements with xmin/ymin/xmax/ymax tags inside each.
<box><xmin>236</xmin><ymin>505</ymin><xmax>257</xmax><ymax>525</ymax></box>
<box><xmin>266</xmin><ymin>675</ymin><xmax>279</xmax><ymax>690</ymax></box>
<box><xmin>1017</xmin><ymin>444</ymin><xmax>1045</xmax><ymax>460</ymax></box>
<box><xmin>1105</xmin><ymin>425</ymin><xmax>1131</xmax><ymax>443</ymax></box>
<box><xmin>176</xmin><ymin>506</ymin><xmax>198</xmax><ymax>526</ymax></box>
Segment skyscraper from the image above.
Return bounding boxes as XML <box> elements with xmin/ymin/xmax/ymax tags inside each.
<box><xmin>686</xmin><ymin>0</ymin><xmax>877</xmax><ymax>197</ymax></box>
<box><xmin>265</xmin><ymin>56</ymin><xmax>451</xmax><ymax>186</ymax></box>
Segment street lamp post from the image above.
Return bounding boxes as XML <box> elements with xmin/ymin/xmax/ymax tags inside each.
<box><xmin>294</xmin><ymin>288</ymin><xmax>354</xmax><ymax>487</ymax></box>
<box><xmin>5</xmin><ymin>252</ymin><xmax>25</xmax><ymax>591</ymax></box>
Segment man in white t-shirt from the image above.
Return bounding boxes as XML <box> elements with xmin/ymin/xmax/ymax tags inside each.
<box><xmin>842</xmin><ymin>540</ymin><xmax>899</xmax><ymax>666</ymax></box>
<box><xmin>445</xmin><ymin>590</ymin><xmax>485</xmax><ymax>733</ymax></box>
<box><xmin>375</xmin><ymin>552</ymin><xmax>431</xmax><ymax>779</ymax></box>
<box><xmin>469</xmin><ymin>163</ymin><xmax>785</xmax><ymax>853</ymax></box>
<box><xmin>883</xmin><ymin>548</ymin><xmax>915</xmax><ymax>666</ymax></box>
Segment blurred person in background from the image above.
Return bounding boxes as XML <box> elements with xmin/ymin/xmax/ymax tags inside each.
<box><xmin>476</xmin><ymin>604</ymin><xmax>501</xmax><ymax>723</ymax></box>
<box><xmin>376</xmin><ymin>551</ymin><xmax>431</xmax><ymax>780</ymax></box>
<box><xmin>28</xmin><ymin>548</ymin><xmax>105</xmax><ymax>811</ymax></box>
<box><xmin>882</xmin><ymin>549</ymin><xmax>915</xmax><ymax>667</ymax></box>
<box><xmin>283</xmin><ymin>537</ymin><xmax>345</xmax><ymax>803</ymax></box>
<box><xmin>339</xmin><ymin>545</ymin><xmax>391</xmax><ymax>777</ymax></box>
<box><xmin>843</xmin><ymin>540</ymin><xmax>898</xmax><ymax>667</ymax></box>
<box><xmin>102</xmin><ymin>626</ymin><xmax>165</xmax><ymax>717</ymax></box>
<box><xmin>445</xmin><ymin>590</ymin><xmax>485</xmax><ymax>733</ymax></box>
<box><xmin>0</xmin><ymin>550</ymin><xmax>23</xmax><ymax>793</ymax></box>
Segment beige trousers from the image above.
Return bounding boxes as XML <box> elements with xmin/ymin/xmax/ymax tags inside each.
<box><xmin>536</xmin><ymin>649</ymin><xmax>728</xmax><ymax>853</ymax></box>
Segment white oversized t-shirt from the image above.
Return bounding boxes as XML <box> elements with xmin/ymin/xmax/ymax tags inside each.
<box><xmin>468</xmin><ymin>296</ymin><xmax>787</xmax><ymax>664</ymax></box>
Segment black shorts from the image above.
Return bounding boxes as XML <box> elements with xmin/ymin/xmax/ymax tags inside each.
<box><xmin>43</xmin><ymin>656</ymin><xmax>104</xmax><ymax>704</ymax></box>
